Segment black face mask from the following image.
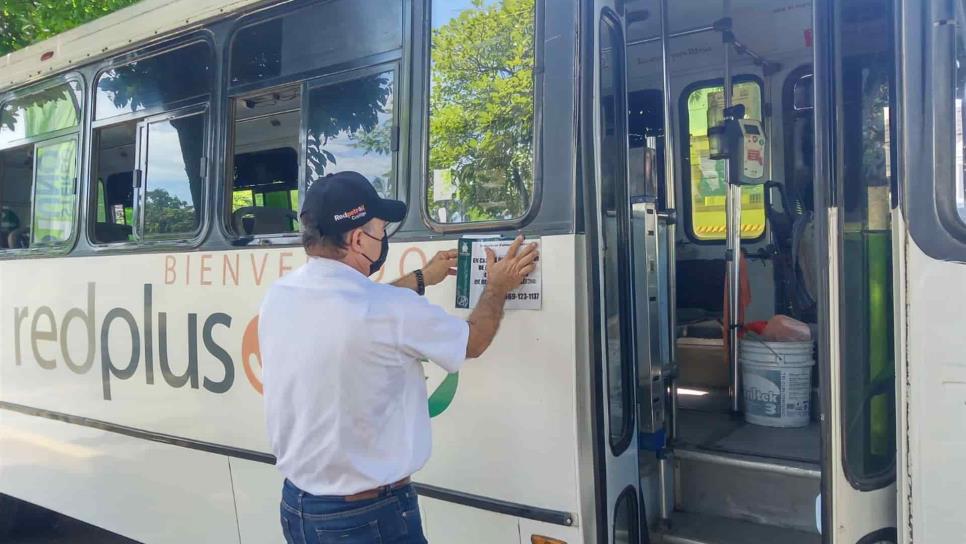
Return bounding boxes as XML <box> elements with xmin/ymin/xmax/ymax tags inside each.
<box><xmin>362</xmin><ymin>230</ymin><xmax>389</xmax><ymax>276</ymax></box>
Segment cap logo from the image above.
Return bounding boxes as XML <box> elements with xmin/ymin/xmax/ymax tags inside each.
<box><xmin>334</xmin><ymin>205</ymin><xmax>367</xmax><ymax>222</ymax></box>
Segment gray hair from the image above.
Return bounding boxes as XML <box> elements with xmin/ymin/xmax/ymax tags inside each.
<box><xmin>300</xmin><ymin>211</ymin><xmax>349</xmax><ymax>258</ymax></box>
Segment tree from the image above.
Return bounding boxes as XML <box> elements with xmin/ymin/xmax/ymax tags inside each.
<box><xmin>0</xmin><ymin>1</ymin><xmax>140</xmax><ymax>56</ymax></box>
<box><xmin>144</xmin><ymin>189</ymin><xmax>195</xmax><ymax>236</ymax></box>
<box><xmin>428</xmin><ymin>0</ymin><xmax>535</xmax><ymax>222</ymax></box>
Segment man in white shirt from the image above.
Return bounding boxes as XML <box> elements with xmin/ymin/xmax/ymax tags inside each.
<box><xmin>260</xmin><ymin>171</ymin><xmax>537</xmax><ymax>544</ymax></box>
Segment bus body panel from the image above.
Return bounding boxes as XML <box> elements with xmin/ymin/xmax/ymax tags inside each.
<box><xmin>0</xmin><ymin>235</ymin><xmax>583</xmax><ymax>543</ymax></box>
<box><xmin>0</xmin><ymin>0</ymin><xmax>268</xmax><ymax>90</ymax></box>
<box><xmin>901</xmin><ymin>235</ymin><xmax>966</xmax><ymax>543</ymax></box>
<box><xmin>0</xmin><ymin>410</ymin><xmax>239</xmax><ymax>544</ymax></box>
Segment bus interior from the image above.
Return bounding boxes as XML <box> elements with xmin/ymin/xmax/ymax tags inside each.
<box><xmin>622</xmin><ymin>0</ymin><xmax>892</xmax><ymax>541</ymax></box>
<box><xmin>229</xmin><ymin>84</ymin><xmax>302</xmax><ymax>237</ymax></box>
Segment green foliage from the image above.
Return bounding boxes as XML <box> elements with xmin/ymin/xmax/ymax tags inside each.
<box><xmin>144</xmin><ymin>189</ymin><xmax>196</xmax><ymax>237</ymax></box>
<box><xmin>428</xmin><ymin>0</ymin><xmax>535</xmax><ymax>222</ymax></box>
<box><xmin>0</xmin><ymin>0</ymin><xmax>141</xmax><ymax>56</ymax></box>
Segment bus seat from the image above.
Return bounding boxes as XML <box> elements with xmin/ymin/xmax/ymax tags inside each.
<box><xmin>7</xmin><ymin>227</ymin><xmax>29</xmax><ymax>249</ymax></box>
<box><xmin>94</xmin><ymin>222</ymin><xmax>132</xmax><ymax>243</ymax></box>
<box><xmin>232</xmin><ymin>206</ymin><xmax>297</xmax><ymax>236</ymax></box>
<box><xmin>676</xmin><ymin>258</ymin><xmax>725</xmax><ymax>317</ymax></box>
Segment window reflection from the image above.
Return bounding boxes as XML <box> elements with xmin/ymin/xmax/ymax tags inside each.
<box><xmin>143</xmin><ymin>114</ymin><xmax>205</xmax><ymax>238</ymax></box>
<box><xmin>96</xmin><ymin>43</ymin><xmax>211</xmax><ymax>120</ymax></box>
<box><xmin>31</xmin><ymin>139</ymin><xmax>77</xmax><ymax>245</ymax></box>
<box><xmin>428</xmin><ymin>0</ymin><xmax>536</xmax><ymax>224</ymax></box>
<box><xmin>306</xmin><ymin>72</ymin><xmax>395</xmax><ymax>198</ymax></box>
<box><xmin>0</xmin><ymin>82</ymin><xmax>81</xmax><ymax>147</ymax></box>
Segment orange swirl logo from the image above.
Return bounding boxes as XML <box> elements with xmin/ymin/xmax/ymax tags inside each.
<box><xmin>241</xmin><ymin>316</ymin><xmax>263</xmax><ymax>394</ymax></box>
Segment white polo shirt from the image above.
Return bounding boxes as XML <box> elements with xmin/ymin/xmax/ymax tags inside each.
<box><xmin>259</xmin><ymin>257</ymin><xmax>469</xmax><ymax>496</ymax></box>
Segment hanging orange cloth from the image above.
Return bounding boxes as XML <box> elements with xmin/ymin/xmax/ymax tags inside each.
<box><xmin>722</xmin><ymin>251</ymin><xmax>752</xmax><ymax>364</ymax></box>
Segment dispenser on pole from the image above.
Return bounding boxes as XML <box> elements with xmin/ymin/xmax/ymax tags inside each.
<box><xmin>708</xmin><ymin>104</ymin><xmax>768</xmax><ymax>187</ymax></box>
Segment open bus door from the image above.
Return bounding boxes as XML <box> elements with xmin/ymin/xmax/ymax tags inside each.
<box><xmin>895</xmin><ymin>0</ymin><xmax>966</xmax><ymax>541</ymax></box>
<box><xmin>587</xmin><ymin>2</ymin><xmax>645</xmax><ymax>543</ymax></box>
<box><xmin>815</xmin><ymin>0</ymin><xmax>898</xmax><ymax>541</ymax></box>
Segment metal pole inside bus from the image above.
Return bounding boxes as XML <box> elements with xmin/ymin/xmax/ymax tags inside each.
<box><xmin>722</xmin><ymin>0</ymin><xmax>742</xmax><ymax>415</ymax></box>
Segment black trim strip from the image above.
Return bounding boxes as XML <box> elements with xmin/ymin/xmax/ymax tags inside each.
<box><xmin>413</xmin><ymin>483</ymin><xmax>574</xmax><ymax>527</ymax></box>
<box><xmin>0</xmin><ymin>401</ymin><xmax>276</xmax><ymax>463</ymax></box>
<box><xmin>0</xmin><ymin>402</ymin><xmax>576</xmax><ymax>527</ymax></box>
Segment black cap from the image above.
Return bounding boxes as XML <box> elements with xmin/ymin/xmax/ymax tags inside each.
<box><xmin>300</xmin><ymin>171</ymin><xmax>406</xmax><ymax>235</ymax></box>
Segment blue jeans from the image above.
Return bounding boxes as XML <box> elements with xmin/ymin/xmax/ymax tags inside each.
<box><xmin>281</xmin><ymin>479</ymin><xmax>428</xmax><ymax>544</ymax></box>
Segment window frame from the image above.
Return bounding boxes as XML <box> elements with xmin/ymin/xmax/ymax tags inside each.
<box><xmin>420</xmin><ymin>0</ymin><xmax>545</xmax><ymax>233</ymax></box>
<box><xmin>86</xmin><ymin>37</ymin><xmax>214</xmax><ymax>252</ymax></box>
<box><xmin>678</xmin><ymin>75</ymin><xmax>767</xmax><ymax>245</ymax></box>
<box><xmin>0</xmin><ymin>73</ymin><xmax>85</xmax><ymax>259</ymax></box>
<box><xmin>134</xmin><ymin>105</ymin><xmax>210</xmax><ymax>244</ymax></box>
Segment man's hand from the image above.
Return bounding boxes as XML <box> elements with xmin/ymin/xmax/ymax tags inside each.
<box><xmin>465</xmin><ymin>235</ymin><xmax>539</xmax><ymax>359</ymax></box>
<box><xmin>422</xmin><ymin>249</ymin><xmax>458</xmax><ymax>286</ymax></box>
<box><xmin>485</xmin><ymin>235</ymin><xmax>539</xmax><ymax>295</ymax></box>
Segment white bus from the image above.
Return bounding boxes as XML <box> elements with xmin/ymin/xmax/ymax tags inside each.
<box><xmin>0</xmin><ymin>0</ymin><xmax>963</xmax><ymax>542</ymax></box>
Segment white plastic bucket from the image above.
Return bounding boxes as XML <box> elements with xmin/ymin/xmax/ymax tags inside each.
<box><xmin>741</xmin><ymin>339</ymin><xmax>814</xmax><ymax>428</ymax></box>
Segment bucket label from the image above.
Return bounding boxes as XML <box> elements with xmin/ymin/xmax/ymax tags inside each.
<box><xmin>783</xmin><ymin>369</ymin><xmax>811</xmax><ymax>418</ymax></box>
<box><xmin>744</xmin><ymin>370</ymin><xmax>782</xmax><ymax>418</ymax></box>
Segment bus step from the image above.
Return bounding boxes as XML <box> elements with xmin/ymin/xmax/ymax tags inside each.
<box><xmin>655</xmin><ymin>511</ymin><xmax>820</xmax><ymax>544</ymax></box>
<box><xmin>674</xmin><ymin>447</ymin><xmax>820</xmax><ymax>534</ymax></box>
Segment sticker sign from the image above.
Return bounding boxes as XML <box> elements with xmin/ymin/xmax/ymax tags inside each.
<box><xmin>456</xmin><ymin>237</ymin><xmax>541</xmax><ymax>310</ymax></box>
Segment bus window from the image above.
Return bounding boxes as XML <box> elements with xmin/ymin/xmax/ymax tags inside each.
<box><xmin>306</xmin><ymin>70</ymin><xmax>396</xmax><ymax>197</ymax></box>
<box><xmin>230</xmin><ymin>85</ymin><xmax>301</xmax><ymax>237</ymax></box>
<box><xmin>0</xmin><ymin>81</ymin><xmax>81</xmax><ymax>147</ymax></box>
<box><xmin>427</xmin><ymin>0</ymin><xmax>536</xmax><ymax>225</ymax></box>
<box><xmin>0</xmin><ymin>80</ymin><xmax>82</xmax><ymax>251</ymax></box>
<box><xmin>92</xmin><ymin>122</ymin><xmax>136</xmax><ymax>243</ymax></box>
<box><xmin>142</xmin><ymin>112</ymin><xmax>205</xmax><ymax>239</ymax></box>
<box><xmin>95</xmin><ymin>42</ymin><xmax>211</xmax><ymax>121</ymax></box>
<box><xmin>229</xmin><ymin>0</ymin><xmax>403</xmax><ymax>87</ymax></box>
<box><xmin>683</xmin><ymin>80</ymin><xmax>765</xmax><ymax>241</ymax></box>
<box><xmin>91</xmin><ymin>42</ymin><xmax>212</xmax><ymax>245</ymax></box>
<box><xmin>31</xmin><ymin>138</ymin><xmax>78</xmax><ymax>245</ymax></box>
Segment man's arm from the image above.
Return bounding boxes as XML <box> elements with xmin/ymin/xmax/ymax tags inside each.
<box><xmin>465</xmin><ymin>236</ymin><xmax>538</xmax><ymax>358</ymax></box>
<box><xmin>391</xmin><ymin>250</ymin><xmax>458</xmax><ymax>293</ymax></box>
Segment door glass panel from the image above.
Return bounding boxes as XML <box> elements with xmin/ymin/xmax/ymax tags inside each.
<box><xmin>599</xmin><ymin>15</ymin><xmax>634</xmax><ymax>454</ymax></box>
<box><xmin>31</xmin><ymin>138</ymin><xmax>77</xmax><ymax>245</ymax></box>
<box><xmin>835</xmin><ymin>0</ymin><xmax>896</xmax><ymax>486</ymax></box>
<box><xmin>955</xmin><ymin>0</ymin><xmax>966</xmax><ymax>223</ymax></box>
<box><xmin>143</xmin><ymin>113</ymin><xmax>205</xmax><ymax>239</ymax></box>
<box><xmin>613</xmin><ymin>487</ymin><xmax>640</xmax><ymax>544</ymax></box>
